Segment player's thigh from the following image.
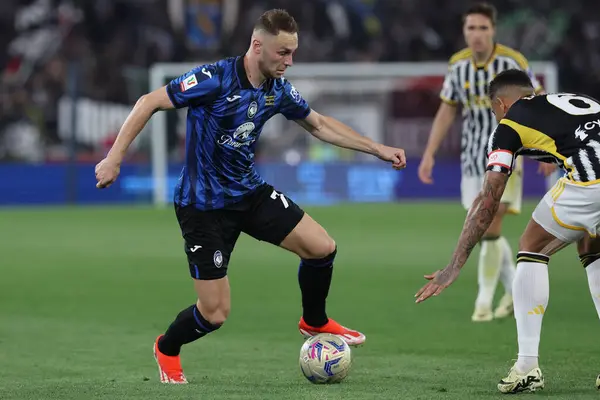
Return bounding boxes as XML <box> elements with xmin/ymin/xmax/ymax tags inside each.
<box><xmin>241</xmin><ymin>185</ymin><xmax>334</xmax><ymax>259</ymax></box>
<box><xmin>532</xmin><ymin>179</ymin><xmax>600</xmax><ymax>248</ymax></box>
<box><xmin>519</xmin><ymin>217</ymin><xmax>566</xmax><ymax>255</ymax></box>
<box><xmin>175</xmin><ymin>205</ymin><xmax>241</xmax><ymax>281</ymax></box>
<box><xmin>279</xmin><ymin>213</ymin><xmax>336</xmax><ymax>259</ymax></box>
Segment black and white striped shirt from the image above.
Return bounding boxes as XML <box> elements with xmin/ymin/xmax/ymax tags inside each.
<box><xmin>487</xmin><ymin>93</ymin><xmax>600</xmax><ymax>184</ymax></box>
<box><xmin>440</xmin><ymin>44</ymin><xmax>543</xmax><ymax>176</ymax></box>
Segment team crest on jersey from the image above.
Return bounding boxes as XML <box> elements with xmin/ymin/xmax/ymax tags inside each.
<box><xmin>214</xmin><ymin>250</ymin><xmax>223</xmax><ymax>268</ymax></box>
<box><xmin>247</xmin><ymin>101</ymin><xmax>258</xmax><ymax>119</ymax></box>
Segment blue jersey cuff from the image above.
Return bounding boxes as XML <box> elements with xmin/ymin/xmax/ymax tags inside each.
<box><xmin>286</xmin><ymin>107</ymin><xmax>311</xmax><ymax>121</ymax></box>
<box><xmin>166</xmin><ymin>85</ymin><xmax>183</xmax><ymax>109</ymax></box>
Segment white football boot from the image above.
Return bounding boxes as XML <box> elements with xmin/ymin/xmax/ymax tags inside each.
<box><xmin>498</xmin><ymin>364</ymin><xmax>544</xmax><ymax>393</ymax></box>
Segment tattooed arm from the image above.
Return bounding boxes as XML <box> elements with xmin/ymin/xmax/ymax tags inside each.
<box><xmin>448</xmin><ymin>171</ymin><xmax>509</xmax><ymax>270</ymax></box>
<box><xmin>415</xmin><ymin>171</ymin><xmax>509</xmax><ymax>303</ymax></box>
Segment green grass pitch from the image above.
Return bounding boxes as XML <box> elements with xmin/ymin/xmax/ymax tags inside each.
<box><xmin>1</xmin><ymin>201</ymin><xmax>599</xmax><ymax>399</ymax></box>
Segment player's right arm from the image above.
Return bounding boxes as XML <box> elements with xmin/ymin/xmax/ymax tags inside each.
<box><xmin>418</xmin><ymin>69</ymin><xmax>459</xmax><ymax>184</ymax></box>
<box><xmin>95</xmin><ymin>64</ymin><xmax>220</xmax><ymax>189</ymax></box>
<box><xmin>415</xmin><ymin>124</ymin><xmax>523</xmax><ymax>303</ymax></box>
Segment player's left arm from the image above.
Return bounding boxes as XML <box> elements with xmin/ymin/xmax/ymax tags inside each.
<box><xmin>278</xmin><ymin>78</ymin><xmax>405</xmax><ymax>169</ymax></box>
<box><xmin>415</xmin><ymin>123</ymin><xmax>523</xmax><ymax>303</ymax></box>
<box><xmin>296</xmin><ymin>110</ymin><xmax>406</xmax><ymax>169</ymax></box>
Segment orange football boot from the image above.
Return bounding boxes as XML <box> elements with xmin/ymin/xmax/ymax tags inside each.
<box><xmin>153</xmin><ymin>335</ymin><xmax>188</xmax><ymax>384</ymax></box>
<box><xmin>298</xmin><ymin>317</ymin><xmax>365</xmax><ymax>346</ymax></box>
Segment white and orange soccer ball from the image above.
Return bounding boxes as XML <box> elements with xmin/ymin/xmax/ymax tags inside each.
<box><xmin>299</xmin><ymin>333</ymin><xmax>352</xmax><ymax>384</ymax></box>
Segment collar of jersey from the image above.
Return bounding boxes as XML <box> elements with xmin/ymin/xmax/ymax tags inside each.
<box><xmin>472</xmin><ymin>42</ymin><xmax>498</xmax><ymax>69</ymax></box>
<box><xmin>235</xmin><ymin>56</ymin><xmax>273</xmax><ymax>91</ymax></box>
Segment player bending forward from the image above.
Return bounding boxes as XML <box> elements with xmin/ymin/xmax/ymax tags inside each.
<box><xmin>95</xmin><ymin>9</ymin><xmax>406</xmax><ymax>384</ymax></box>
<box><xmin>416</xmin><ymin>69</ymin><xmax>600</xmax><ymax>393</ymax></box>
<box><xmin>418</xmin><ymin>2</ymin><xmax>554</xmax><ymax>322</ymax></box>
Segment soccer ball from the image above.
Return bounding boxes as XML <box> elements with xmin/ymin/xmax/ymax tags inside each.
<box><xmin>299</xmin><ymin>333</ymin><xmax>352</xmax><ymax>384</ymax></box>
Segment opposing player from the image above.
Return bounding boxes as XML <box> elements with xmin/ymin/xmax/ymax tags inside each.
<box><xmin>94</xmin><ymin>9</ymin><xmax>406</xmax><ymax>384</ymax></box>
<box><xmin>417</xmin><ymin>2</ymin><xmax>554</xmax><ymax>322</ymax></box>
<box><xmin>416</xmin><ymin>69</ymin><xmax>600</xmax><ymax>393</ymax></box>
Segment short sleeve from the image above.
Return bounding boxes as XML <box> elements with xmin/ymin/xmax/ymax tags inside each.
<box><xmin>486</xmin><ymin>123</ymin><xmax>524</xmax><ymax>175</ymax></box>
<box><xmin>279</xmin><ymin>79</ymin><xmax>311</xmax><ymax>120</ymax></box>
<box><xmin>166</xmin><ymin>64</ymin><xmax>221</xmax><ymax>109</ymax></box>
<box><xmin>440</xmin><ymin>68</ymin><xmax>458</xmax><ymax>105</ymax></box>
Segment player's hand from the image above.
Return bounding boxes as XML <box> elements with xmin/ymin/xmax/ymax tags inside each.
<box><xmin>418</xmin><ymin>154</ymin><xmax>434</xmax><ymax>184</ymax></box>
<box><xmin>376</xmin><ymin>145</ymin><xmax>406</xmax><ymax>170</ymax></box>
<box><xmin>537</xmin><ymin>162</ymin><xmax>557</xmax><ymax>177</ymax></box>
<box><xmin>414</xmin><ymin>265</ymin><xmax>461</xmax><ymax>303</ymax></box>
<box><xmin>95</xmin><ymin>157</ymin><xmax>121</xmax><ymax>189</ymax></box>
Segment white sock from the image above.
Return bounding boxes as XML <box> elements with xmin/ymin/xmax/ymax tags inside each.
<box><xmin>475</xmin><ymin>237</ymin><xmax>503</xmax><ymax>309</ymax></box>
<box><xmin>583</xmin><ymin>255</ymin><xmax>600</xmax><ymax>319</ymax></box>
<box><xmin>513</xmin><ymin>252</ymin><xmax>550</xmax><ymax>373</ymax></box>
<box><xmin>499</xmin><ymin>237</ymin><xmax>516</xmax><ymax>295</ymax></box>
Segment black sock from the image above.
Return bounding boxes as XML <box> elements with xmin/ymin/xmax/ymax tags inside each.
<box><xmin>580</xmin><ymin>252</ymin><xmax>600</xmax><ymax>268</ymax></box>
<box><xmin>157</xmin><ymin>305</ymin><xmax>222</xmax><ymax>356</ymax></box>
<box><xmin>298</xmin><ymin>247</ymin><xmax>336</xmax><ymax>327</ymax></box>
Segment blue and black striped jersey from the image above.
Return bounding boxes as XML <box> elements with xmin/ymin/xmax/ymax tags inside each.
<box><xmin>167</xmin><ymin>56</ymin><xmax>311</xmax><ymax>210</ymax></box>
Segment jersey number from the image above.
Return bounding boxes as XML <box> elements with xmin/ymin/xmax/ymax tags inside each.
<box><xmin>547</xmin><ymin>93</ymin><xmax>600</xmax><ymax>116</ymax></box>
<box><xmin>270</xmin><ymin>190</ymin><xmax>289</xmax><ymax>209</ymax></box>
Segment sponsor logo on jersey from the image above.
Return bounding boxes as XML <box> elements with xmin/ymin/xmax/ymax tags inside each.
<box><xmin>217</xmin><ymin>122</ymin><xmax>256</xmax><ymax>149</ymax></box>
<box><xmin>290</xmin><ymin>85</ymin><xmax>302</xmax><ymax>103</ymax></box>
<box><xmin>574</xmin><ymin>119</ymin><xmax>600</xmax><ymax>141</ymax></box>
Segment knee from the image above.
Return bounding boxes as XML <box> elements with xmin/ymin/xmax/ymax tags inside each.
<box><xmin>304</xmin><ymin>236</ymin><xmax>336</xmax><ymax>260</ymax></box>
<box><xmin>196</xmin><ymin>299</ymin><xmax>230</xmax><ymax>326</ymax></box>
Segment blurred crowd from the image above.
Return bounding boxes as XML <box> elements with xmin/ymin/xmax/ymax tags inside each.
<box><xmin>1</xmin><ymin>0</ymin><xmax>599</xmax><ymax>162</ymax></box>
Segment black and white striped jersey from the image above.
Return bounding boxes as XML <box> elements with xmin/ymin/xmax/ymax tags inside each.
<box><xmin>487</xmin><ymin>93</ymin><xmax>600</xmax><ymax>184</ymax></box>
<box><xmin>440</xmin><ymin>43</ymin><xmax>543</xmax><ymax>176</ymax></box>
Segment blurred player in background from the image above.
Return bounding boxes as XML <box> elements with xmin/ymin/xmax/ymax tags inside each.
<box><xmin>417</xmin><ymin>69</ymin><xmax>600</xmax><ymax>393</ymax></box>
<box><xmin>94</xmin><ymin>9</ymin><xmax>406</xmax><ymax>384</ymax></box>
<box><xmin>417</xmin><ymin>2</ymin><xmax>555</xmax><ymax>322</ymax></box>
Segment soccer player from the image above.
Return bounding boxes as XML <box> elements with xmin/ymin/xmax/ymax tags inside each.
<box><xmin>94</xmin><ymin>9</ymin><xmax>406</xmax><ymax>384</ymax></box>
<box><xmin>415</xmin><ymin>69</ymin><xmax>600</xmax><ymax>393</ymax></box>
<box><xmin>417</xmin><ymin>2</ymin><xmax>555</xmax><ymax>322</ymax></box>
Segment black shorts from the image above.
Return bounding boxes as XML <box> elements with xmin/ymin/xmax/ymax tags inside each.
<box><xmin>175</xmin><ymin>184</ymin><xmax>305</xmax><ymax>280</ymax></box>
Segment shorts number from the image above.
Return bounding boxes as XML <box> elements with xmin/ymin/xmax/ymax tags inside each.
<box><xmin>270</xmin><ymin>190</ymin><xmax>289</xmax><ymax>208</ymax></box>
<box><xmin>547</xmin><ymin>93</ymin><xmax>600</xmax><ymax>116</ymax></box>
